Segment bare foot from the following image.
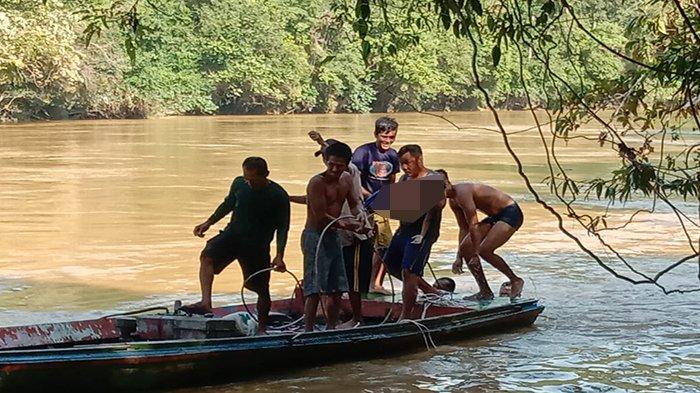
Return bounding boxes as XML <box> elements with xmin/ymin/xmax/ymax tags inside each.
<box><xmin>178</xmin><ymin>301</ymin><xmax>213</xmax><ymax>315</ymax></box>
<box><xmin>337</xmin><ymin>319</ymin><xmax>362</xmax><ymax>329</ymax></box>
<box><xmin>463</xmin><ymin>292</ymin><xmax>494</xmax><ymax>302</ymax></box>
<box><xmin>509</xmin><ymin>278</ymin><xmax>524</xmax><ymax>298</ymax></box>
<box><xmin>499</xmin><ymin>282</ymin><xmax>511</xmax><ymax>297</ymax></box>
<box><xmin>370</xmin><ymin>286</ymin><xmax>392</xmax><ymax>295</ymax></box>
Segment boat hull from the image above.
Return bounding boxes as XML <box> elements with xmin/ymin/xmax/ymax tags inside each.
<box><xmin>0</xmin><ymin>299</ymin><xmax>543</xmax><ymax>392</ymax></box>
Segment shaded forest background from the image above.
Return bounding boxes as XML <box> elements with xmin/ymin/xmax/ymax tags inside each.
<box><xmin>2</xmin><ymin>0</ymin><xmax>634</xmax><ymax>121</ymax></box>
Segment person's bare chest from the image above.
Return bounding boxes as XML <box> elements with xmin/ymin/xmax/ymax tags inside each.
<box><xmin>325</xmin><ymin>182</ymin><xmax>346</xmax><ymax>205</ymax></box>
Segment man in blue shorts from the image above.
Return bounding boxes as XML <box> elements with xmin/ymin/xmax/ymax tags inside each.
<box><xmin>383</xmin><ymin>144</ymin><xmax>445</xmax><ymax>320</ymax></box>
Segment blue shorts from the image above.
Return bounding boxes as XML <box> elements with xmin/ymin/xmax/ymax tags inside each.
<box><xmin>383</xmin><ymin>228</ymin><xmax>435</xmax><ymax>279</ymax></box>
<box><xmin>480</xmin><ymin>203</ymin><xmax>524</xmax><ymax>230</ymax></box>
<box><xmin>301</xmin><ymin>228</ymin><xmax>349</xmax><ymax>296</ymax></box>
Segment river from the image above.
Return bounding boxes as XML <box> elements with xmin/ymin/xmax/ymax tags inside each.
<box><xmin>0</xmin><ymin>112</ymin><xmax>698</xmax><ymax>391</ymax></box>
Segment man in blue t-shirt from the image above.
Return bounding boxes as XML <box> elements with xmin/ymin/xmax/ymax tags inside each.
<box><xmin>351</xmin><ymin>117</ymin><xmax>401</xmax><ymax>196</ymax></box>
<box><xmin>351</xmin><ymin>117</ymin><xmax>401</xmax><ymax>294</ymax></box>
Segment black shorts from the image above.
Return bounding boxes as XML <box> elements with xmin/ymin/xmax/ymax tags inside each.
<box><xmin>342</xmin><ymin>238</ymin><xmax>374</xmax><ymax>294</ymax></box>
<box><xmin>481</xmin><ymin>203</ymin><xmax>524</xmax><ymax>230</ymax></box>
<box><xmin>202</xmin><ymin>229</ymin><xmax>271</xmax><ymax>291</ymax></box>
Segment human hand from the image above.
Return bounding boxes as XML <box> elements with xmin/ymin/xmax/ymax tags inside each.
<box><xmin>452</xmin><ymin>257</ymin><xmax>464</xmax><ymax>274</ymax></box>
<box><xmin>271</xmin><ymin>255</ymin><xmax>286</xmax><ymax>272</ymax></box>
<box><xmin>193</xmin><ymin>221</ymin><xmax>211</xmax><ymax>237</ymax></box>
<box><xmin>308</xmin><ymin>131</ymin><xmax>324</xmax><ymax>145</ymax></box>
<box><xmin>411</xmin><ymin>234</ymin><xmax>423</xmax><ymax>244</ymax></box>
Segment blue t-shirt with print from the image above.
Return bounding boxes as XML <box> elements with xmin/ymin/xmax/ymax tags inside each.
<box><xmin>351</xmin><ymin>142</ymin><xmax>400</xmax><ymax>194</ymax></box>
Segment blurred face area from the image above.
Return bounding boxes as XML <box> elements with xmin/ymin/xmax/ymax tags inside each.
<box><xmin>400</xmin><ymin>152</ymin><xmax>422</xmax><ymax>178</ymax></box>
<box><xmin>375</xmin><ymin>130</ymin><xmax>397</xmax><ymax>151</ymax></box>
<box><xmin>325</xmin><ymin>155</ymin><xmax>349</xmax><ymax>180</ymax></box>
<box><xmin>243</xmin><ymin>167</ymin><xmax>267</xmax><ymax>190</ymax></box>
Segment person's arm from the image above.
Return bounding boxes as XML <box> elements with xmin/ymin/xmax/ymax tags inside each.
<box><xmin>450</xmin><ymin>198</ymin><xmax>471</xmax><ymax>274</ymax></box>
<box><xmin>272</xmin><ymin>192</ymin><xmax>291</xmax><ymax>272</ymax></box>
<box><xmin>289</xmin><ymin>195</ymin><xmax>307</xmax><ymax>204</ymax></box>
<box><xmin>450</xmin><ymin>200</ymin><xmax>469</xmax><ymax>254</ymax></box>
<box><xmin>462</xmin><ymin>193</ymin><xmax>481</xmax><ymax>258</ymax></box>
<box><xmin>194</xmin><ymin>179</ymin><xmax>238</xmax><ymax>237</ymax></box>
<box><xmin>351</xmin><ymin>147</ymin><xmax>372</xmax><ymax>197</ymax></box>
<box><xmin>411</xmin><ymin>209</ymin><xmax>433</xmax><ymax>244</ymax></box>
<box><xmin>308</xmin><ymin>131</ymin><xmax>325</xmax><ymax>146</ymax></box>
<box><xmin>344</xmin><ymin>175</ymin><xmax>368</xmax><ymax>233</ymax></box>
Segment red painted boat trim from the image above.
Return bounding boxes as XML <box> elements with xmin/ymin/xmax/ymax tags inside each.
<box><xmin>0</xmin><ymin>319</ymin><xmax>120</xmax><ymax>350</ymax></box>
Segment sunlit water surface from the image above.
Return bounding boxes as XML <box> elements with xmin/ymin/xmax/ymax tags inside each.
<box><xmin>0</xmin><ymin>112</ymin><xmax>698</xmax><ymax>391</ymax></box>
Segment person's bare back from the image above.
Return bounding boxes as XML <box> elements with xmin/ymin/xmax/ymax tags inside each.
<box><xmin>445</xmin><ymin>178</ymin><xmax>524</xmax><ymax>299</ymax></box>
<box><xmin>451</xmin><ymin>182</ymin><xmax>514</xmax><ymax>216</ymax></box>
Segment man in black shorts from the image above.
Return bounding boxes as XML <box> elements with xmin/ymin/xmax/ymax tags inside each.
<box><xmin>441</xmin><ymin>169</ymin><xmax>525</xmax><ymax>300</ymax></box>
<box><xmin>182</xmin><ymin>157</ymin><xmax>290</xmax><ymax>334</ymax></box>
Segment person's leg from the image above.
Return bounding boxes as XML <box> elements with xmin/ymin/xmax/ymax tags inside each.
<box><xmin>478</xmin><ymin>221</ymin><xmax>523</xmax><ymax>296</ymax></box>
<box><xmin>239</xmin><ymin>242</ymin><xmax>272</xmax><ymax>333</ymax></box>
<box><xmin>399</xmin><ymin>270</ymin><xmax>418</xmax><ymax>320</ymax></box>
<box><xmin>304</xmin><ymin>294</ymin><xmax>319</xmax><ymax>332</ymax></box>
<box><xmin>370</xmin><ymin>251</ymin><xmax>390</xmax><ymax>294</ymax></box>
<box><xmin>340</xmin><ymin>242</ymin><xmax>363</xmax><ymax>328</ymax></box>
<box><xmin>347</xmin><ymin>292</ymin><xmax>362</xmax><ymax>325</ymax></box>
<box><xmin>326</xmin><ymin>293</ymin><xmax>342</xmax><ymax>330</ymax></box>
<box><xmin>371</xmin><ymin>217</ymin><xmax>393</xmax><ymax>293</ymax></box>
<box><xmin>417</xmin><ymin>276</ymin><xmax>440</xmax><ymax>294</ymax></box>
<box><xmin>198</xmin><ymin>253</ymin><xmax>215</xmax><ymax>310</ymax></box>
<box><xmin>251</xmin><ymin>285</ymin><xmax>271</xmax><ymax>334</ymax></box>
<box><xmin>459</xmin><ymin>223</ymin><xmax>495</xmax><ymax>298</ymax></box>
<box><xmin>182</xmin><ymin>231</ymin><xmax>236</xmax><ymax>314</ymax></box>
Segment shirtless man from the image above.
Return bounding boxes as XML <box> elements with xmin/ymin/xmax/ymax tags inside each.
<box><xmin>303</xmin><ymin>141</ymin><xmax>364</xmax><ymax>332</ymax></box>
<box><xmin>292</xmin><ymin>133</ymin><xmax>373</xmax><ymax>328</ymax></box>
<box><xmin>439</xmin><ymin>170</ymin><xmax>525</xmax><ymax>300</ymax></box>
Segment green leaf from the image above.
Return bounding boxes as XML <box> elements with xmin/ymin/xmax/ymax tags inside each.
<box><xmin>469</xmin><ymin>0</ymin><xmax>483</xmax><ymax>16</ymax></box>
<box><xmin>361</xmin><ymin>40</ymin><xmax>371</xmax><ymax>62</ymax></box>
<box><xmin>318</xmin><ymin>55</ymin><xmax>335</xmax><ymax>67</ymax></box>
<box><xmin>491</xmin><ymin>45</ymin><xmax>501</xmax><ymax>66</ymax></box>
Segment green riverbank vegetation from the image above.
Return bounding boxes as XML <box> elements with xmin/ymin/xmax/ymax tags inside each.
<box><xmin>3</xmin><ymin>0</ymin><xmax>632</xmax><ymax>121</ymax></box>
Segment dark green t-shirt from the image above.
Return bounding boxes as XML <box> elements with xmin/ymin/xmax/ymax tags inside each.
<box><xmin>208</xmin><ymin>177</ymin><xmax>290</xmax><ymax>253</ymax></box>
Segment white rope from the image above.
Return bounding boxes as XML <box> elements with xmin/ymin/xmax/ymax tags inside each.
<box><xmin>401</xmin><ymin>319</ymin><xmax>437</xmax><ymax>350</ymax></box>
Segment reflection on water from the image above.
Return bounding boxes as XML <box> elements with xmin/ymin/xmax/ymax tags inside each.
<box><xmin>1</xmin><ymin>113</ymin><xmax>698</xmax><ymax>391</ymax></box>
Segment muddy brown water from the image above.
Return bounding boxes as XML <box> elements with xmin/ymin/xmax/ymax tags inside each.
<box><xmin>1</xmin><ymin>112</ymin><xmax>698</xmax><ymax>391</ymax></box>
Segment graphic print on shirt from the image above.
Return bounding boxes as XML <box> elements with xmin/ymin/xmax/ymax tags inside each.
<box><xmin>369</xmin><ymin>161</ymin><xmax>394</xmax><ymax>179</ymax></box>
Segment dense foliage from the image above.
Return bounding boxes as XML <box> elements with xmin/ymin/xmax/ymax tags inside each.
<box><xmin>2</xmin><ymin>0</ymin><xmax>630</xmax><ymax>120</ymax></box>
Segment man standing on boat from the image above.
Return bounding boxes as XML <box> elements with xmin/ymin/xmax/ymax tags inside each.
<box><xmin>302</xmin><ymin>142</ymin><xmax>365</xmax><ymax>332</ymax></box>
<box><xmin>384</xmin><ymin>144</ymin><xmax>445</xmax><ymax>320</ymax></box>
<box><xmin>351</xmin><ymin>117</ymin><xmax>401</xmax><ymax>295</ymax></box>
<box><xmin>291</xmin><ymin>133</ymin><xmax>374</xmax><ymax>328</ymax></box>
<box><xmin>182</xmin><ymin>157</ymin><xmax>290</xmax><ymax>334</ymax></box>
<box><xmin>442</xmin><ymin>170</ymin><xmax>525</xmax><ymax>300</ymax></box>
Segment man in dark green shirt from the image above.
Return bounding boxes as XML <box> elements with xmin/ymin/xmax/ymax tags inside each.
<box><xmin>181</xmin><ymin>157</ymin><xmax>290</xmax><ymax>334</ymax></box>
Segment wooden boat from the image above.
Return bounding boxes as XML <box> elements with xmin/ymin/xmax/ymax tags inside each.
<box><xmin>0</xmin><ymin>294</ymin><xmax>544</xmax><ymax>392</ymax></box>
